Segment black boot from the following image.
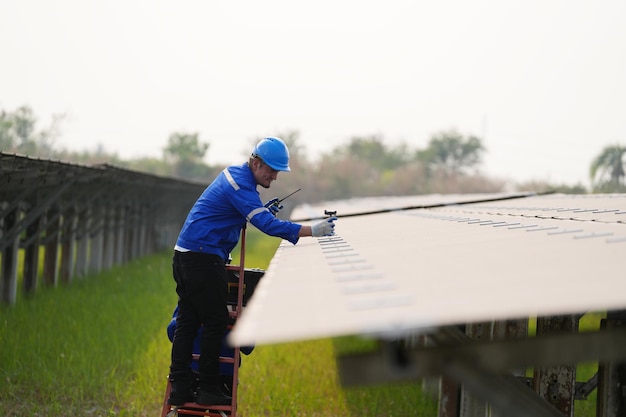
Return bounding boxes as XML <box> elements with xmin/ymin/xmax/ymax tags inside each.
<box><xmin>196</xmin><ymin>377</ymin><xmax>232</xmax><ymax>406</ymax></box>
<box><xmin>196</xmin><ymin>387</ymin><xmax>231</xmax><ymax>406</ymax></box>
<box><xmin>219</xmin><ymin>375</ymin><xmax>233</xmax><ymax>397</ymax></box>
<box><xmin>168</xmin><ymin>376</ymin><xmax>194</xmax><ymax>406</ymax></box>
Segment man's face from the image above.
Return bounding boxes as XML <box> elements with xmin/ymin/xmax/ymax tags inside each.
<box><xmin>252</xmin><ymin>158</ymin><xmax>278</xmax><ymax>189</ymax></box>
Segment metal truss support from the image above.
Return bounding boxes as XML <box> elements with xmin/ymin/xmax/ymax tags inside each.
<box><xmin>597</xmin><ymin>310</ymin><xmax>626</xmax><ymax>417</ymax></box>
<box><xmin>338</xmin><ymin>325</ymin><xmax>626</xmax><ymax>417</ymax></box>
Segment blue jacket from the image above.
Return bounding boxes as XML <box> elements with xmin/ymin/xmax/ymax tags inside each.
<box><xmin>175</xmin><ymin>162</ymin><xmax>301</xmax><ymax>260</ymax></box>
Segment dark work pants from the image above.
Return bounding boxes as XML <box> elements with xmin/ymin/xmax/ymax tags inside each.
<box><xmin>170</xmin><ymin>251</ymin><xmax>229</xmax><ymax>389</ymax></box>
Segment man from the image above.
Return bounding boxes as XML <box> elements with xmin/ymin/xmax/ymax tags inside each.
<box><xmin>168</xmin><ymin>136</ymin><xmax>337</xmax><ymax>406</ymax></box>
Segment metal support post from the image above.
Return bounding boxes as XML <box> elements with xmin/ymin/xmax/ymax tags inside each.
<box><xmin>597</xmin><ymin>310</ymin><xmax>626</xmax><ymax>417</ymax></box>
<box><xmin>532</xmin><ymin>315</ymin><xmax>579</xmax><ymax>417</ymax></box>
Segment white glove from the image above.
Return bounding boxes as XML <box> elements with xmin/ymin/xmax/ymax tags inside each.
<box><xmin>311</xmin><ymin>216</ymin><xmax>337</xmax><ymax>237</ymax></box>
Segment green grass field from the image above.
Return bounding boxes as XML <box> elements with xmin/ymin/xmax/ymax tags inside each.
<box><xmin>0</xmin><ymin>228</ymin><xmax>599</xmax><ymax>416</ymax></box>
<box><xmin>0</xmin><ymin>229</ymin><xmax>436</xmax><ymax>416</ymax></box>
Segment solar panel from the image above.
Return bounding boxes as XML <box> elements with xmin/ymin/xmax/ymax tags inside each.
<box><xmin>230</xmin><ymin>193</ymin><xmax>626</xmax><ymax>346</ymax></box>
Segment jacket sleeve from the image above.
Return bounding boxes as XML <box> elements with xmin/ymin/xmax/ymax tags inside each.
<box><xmin>226</xmin><ymin>182</ymin><xmax>302</xmax><ymax>244</ymax></box>
<box><xmin>249</xmin><ymin>210</ymin><xmax>302</xmax><ymax>244</ymax></box>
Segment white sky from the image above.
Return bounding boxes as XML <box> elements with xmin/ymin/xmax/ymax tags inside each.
<box><xmin>2</xmin><ymin>0</ymin><xmax>626</xmax><ymax>187</ymax></box>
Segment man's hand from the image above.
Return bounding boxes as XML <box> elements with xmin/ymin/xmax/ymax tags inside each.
<box><xmin>311</xmin><ymin>216</ymin><xmax>337</xmax><ymax>237</ymax></box>
<box><xmin>264</xmin><ymin>198</ymin><xmax>283</xmax><ymax>216</ymax></box>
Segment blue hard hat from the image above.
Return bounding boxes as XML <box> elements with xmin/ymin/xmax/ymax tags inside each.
<box><xmin>251</xmin><ymin>137</ymin><xmax>291</xmax><ymax>172</ymax></box>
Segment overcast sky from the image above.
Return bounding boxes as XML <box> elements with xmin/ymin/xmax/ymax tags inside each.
<box><xmin>2</xmin><ymin>0</ymin><xmax>626</xmax><ymax>187</ymax></box>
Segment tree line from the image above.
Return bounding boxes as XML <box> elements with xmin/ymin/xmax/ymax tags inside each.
<box><xmin>2</xmin><ymin>105</ymin><xmax>626</xmax><ymax>208</ymax></box>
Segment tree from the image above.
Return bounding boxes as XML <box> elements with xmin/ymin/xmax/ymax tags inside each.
<box><xmin>417</xmin><ymin>129</ymin><xmax>484</xmax><ymax>176</ymax></box>
<box><xmin>0</xmin><ymin>110</ymin><xmax>13</xmax><ymax>150</ymax></box>
<box><xmin>516</xmin><ymin>180</ymin><xmax>587</xmax><ymax>195</ymax></box>
<box><xmin>0</xmin><ymin>105</ymin><xmax>62</xmax><ymax>156</ymax></box>
<box><xmin>334</xmin><ymin>135</ymin><xmax>411</xmax><ymax>171</ymax></box>
<box><xmin>163</xmin><ymin>132</ymin><xmax>211</xmax><ymax>179</ymax></box>
<box><xmin>590</xmin><ymin>144</ymin><xmax>626</xmax><ymax>192</ymax></box>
